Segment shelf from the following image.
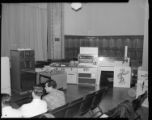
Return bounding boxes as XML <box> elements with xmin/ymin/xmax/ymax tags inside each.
<box><xmin>78</xmin><ymin>77</ymin><xmax>96</xmax><ymax>79</ymax></box>
<box><xmin>78</xmin><ymin>83</ymin><xmax>96</xmax><ymax>87</ymax></box>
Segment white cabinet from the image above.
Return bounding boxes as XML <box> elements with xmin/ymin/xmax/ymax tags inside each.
<box><xmin>66</xmin><ymin>67</ymin><xmax>78</xmax><ymax>84</ymax></box>
<box><xmin>1</xmin><ymin>57</ymin><xmax>11</xmax><ymax>95</ymax></box>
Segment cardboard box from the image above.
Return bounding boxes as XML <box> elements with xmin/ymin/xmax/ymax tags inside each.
<box><xmin>136</xmin><ymin>68</ymin><xmax>148</xmax><ymax>107</ymax></box>
<box><xmin>114</xmin><ymin>66</ymin><xmax>131</xmax><ymax>88</ymax></box>
<box><xmin>137</xmin><ymin>67</ymin><xmax>148</xmax><ymax>82</ymax></box>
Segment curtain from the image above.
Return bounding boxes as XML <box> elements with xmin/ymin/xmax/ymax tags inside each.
<box><xmin>47</xmin><ymin>3</ymin><xmax>64</xmax><ymax>60</ymax></box>
<box><xmin>1</xmin><ymin>3</ymin><xmax>47</xmax><ymax>61</ymax></box>
<box><xmin>142</xmin><ymin>1</ymin><xmax>148</xmax><ymax>70</ymax></box>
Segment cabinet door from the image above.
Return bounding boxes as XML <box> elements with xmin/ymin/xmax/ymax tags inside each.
<box><xmin>67</xmin><ymin>73</ymin><xmax>77</xmax><ymax>84</ymax></box>
<box><xmin>21</xmin><ymin>71</ymin><xmax>36</xmax><ymax>91</ymax></box>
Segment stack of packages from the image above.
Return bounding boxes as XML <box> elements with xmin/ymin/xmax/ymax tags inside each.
<box><xmin>136</xmin><ymin>67</ymin><xmax>148</xmax><ymax>107</ymax></box>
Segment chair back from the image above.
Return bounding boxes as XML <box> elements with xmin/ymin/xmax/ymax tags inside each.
<box><xmin>132</xmin><ymin>91</ymin><xmax>148</xmax><ymax>111</ymax></box>
<box><xmin>106</xmin><ymin>100</ymin><xmax>135</xmax><ymax>119</ymax></box>
<box><xmin>79</xmin><ymin>92</ymin><xmax>96</xmax><ymax>116</ymax></box>
<box><xmin>51</xmin><ymin>103</ymin><xmax>69</xmax><ymax>118</ymax></box>
<box><xmin>58</xmin><ymin>87</ymin><xmax>64</xmax><ymax>91</ymax></box>
<box><xmin>32</xmin><ymin>111</ymin><xmax>55</xmax><ymax>118</ymax></box>
<box><xmin>91</xmin><ymin>87</ymin><xmax>108</xmax><ymax>110</ymax></box>
<box><xmin>39</xmin><ymin>74</ymin><xmax>53</xmax><ymax>85</ymax></box>
<box><xmin>65</xmin><ymin>97</ymin><xmax>83</xmax><ymax>118</ymax></box>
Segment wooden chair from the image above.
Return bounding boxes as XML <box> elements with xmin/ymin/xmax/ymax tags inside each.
<box><xmin>32</xmin><ymin>112</ymin><xmax>54</xmax><ymax>118</ymax></box>
<box><xmin>90</xmin><ymin>87</ymin><xmax>108</xmax><ymax>117</ymax></box>
<box><xmin>78</xmin><ymin>92</ymin><xmax>96</xmax><ymax>117</ymax></box>
<box><xmin>132</xmin><ymin>91</ymin><xmax>148</xmax><ymax>120</ymax></box>
<box><xmin>65</xmin><ymin>97</ymin><xmax>83</xmax><ymax>118</ymax></box>
<box><xmin>98</xmin><ymin>91</ymin><xmax>148</xmax><ymax>120</ymax></box>
<box><xmin>39</xmin><ymin>73</ymin><xmax>53</xmax><ymax>85</ymax></box>
<box><xmin>51</xmin><ymin>103</ymin><xmax>69</xmax><ymax>118</ymax></box>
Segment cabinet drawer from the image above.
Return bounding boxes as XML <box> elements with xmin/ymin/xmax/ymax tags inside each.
<box><xmin>24</xmin><ymin>51</ymin><xmax>34</xmax><ymax>58</ymax></box>
<box><xmin>20</xmin><ymin>51</ymin><xmax>34</xmax><ymax>59</ymax></box>
<box><xmin>67</xmin><ymin>74</ymin><xmax>77</xmax><ymax>84</ymax></box>
<box><xmin>78</xmin><ymin>73</ymin><xmax>91</xmax><ymax>78</ymax></box>
<box><xmin>78</xmin><ymin>78</ymin><xmax>96</xmax><ymax>84</ymax></box>
<box><xmin>21</xmin><ymin>72</ymin><xmax>36</xmax><ymax>91</ymax></box>
<box><xmin>78</xmin><ymin>67</ymin><xmax>97</xmax><ymax>73</ymax></box>
<box><xmin>20</xmin><ymin>51</ymin><xmax>25</xmax><ymax>58</ymax></box>
<box><xmin>20</xmin><ymin>60</ymin><xmax>35</xmax><ymax>69</ymax></box>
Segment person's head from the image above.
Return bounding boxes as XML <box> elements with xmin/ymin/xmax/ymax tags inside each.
<box><xmin>45</xmin><ymin>80</ymin><xmax>57</xmax><ymax>93</ymax></box>
<box><xmin>1</xmin><ymin>93</ymin><xmax>11</xmax><ymax>107</ymax></box>
<box><xmin>32</xmin><ymin>85</ymin><xmax>44</xmax><ymax>99</ymax></box>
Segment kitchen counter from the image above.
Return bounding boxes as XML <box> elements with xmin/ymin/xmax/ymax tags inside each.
<box><xmin>50</xmin><ymin>65</ymin><xmax>98</xmax><ymax>68</ymax></box>
<box><xmin>35</xmin><ymin>63</ymin><xmax>99</xmax><ymax>86</ymax></box>
<box><xmin>50</xmin><ymin>65</ymin><xmax>78</xmax><ymax>68</ymax></box>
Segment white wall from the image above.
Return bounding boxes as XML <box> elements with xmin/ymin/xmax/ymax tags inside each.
<box><xmin>64</xmin><ymin>1</ymin><xmax>145</xmax><ymax>35</ymax></box>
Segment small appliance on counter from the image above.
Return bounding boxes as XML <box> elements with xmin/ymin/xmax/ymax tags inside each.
<box><xmin>78</xmin><ymin>47</ymin><xmax>99</xmax><ymax>67</ymax></box>
<box><xmin>78</xmin><ymin>54</ymin><xmax>98</xmax><ymax>67</ymax></box>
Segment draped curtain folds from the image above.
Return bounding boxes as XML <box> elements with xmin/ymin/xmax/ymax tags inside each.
<box><xmin>142</xmin><ymin>1</ymin><xmax>148</xmax><ymax>70</ymax></box>
<box><xmin>47</xmin><ymin>3</ymin><xmax>64</xmax><ymax>60</ymax></box>
<box><xmin>1</xmin><ymin>3</ymin><xmax>47</xmax><ymax>61</ymax></box>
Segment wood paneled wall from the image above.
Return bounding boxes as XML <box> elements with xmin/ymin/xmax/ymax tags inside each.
<box><xmin>64</xmin><ymin>35</ymin><xmax>143</xmax><ymax>67</ymax></box>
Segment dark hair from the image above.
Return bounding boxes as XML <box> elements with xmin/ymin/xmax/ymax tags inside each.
<box><xmin>1</xmin><ymin>93</ymin><xmax>11</xmax><ymax>106</ymax></box>
<box><xmin>33</xmin><ymin>85</ymin><xmax>44</xmax><ymax>97</ymax></box>
<box><xmin>46</xmin><ymin>80</ymin><xmax>57</xmax><ymax>89</ymax></box>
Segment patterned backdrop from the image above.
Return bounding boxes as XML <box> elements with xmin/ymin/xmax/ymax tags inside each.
<box><xmin>64</xmin><ymin>35</ymin><xmax>143</xmax><ymax>67</ymax></box>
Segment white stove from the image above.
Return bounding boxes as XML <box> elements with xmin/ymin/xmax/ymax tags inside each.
<box><xmin>77</xmin><ymin>47</ymin><xmax>98</xmax><ymax>86</ymax></box>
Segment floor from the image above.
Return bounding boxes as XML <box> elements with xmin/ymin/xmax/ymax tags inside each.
<box><xmin>10</xmin><ymin>84</ymin><xmax>148</xmax><ymax>119</ymax></box>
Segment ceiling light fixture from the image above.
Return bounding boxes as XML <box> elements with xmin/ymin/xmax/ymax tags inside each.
<box><xmin>71</xmin><ymin>3</ymin><xmax>82</xmax><ymax>11</ymax></box>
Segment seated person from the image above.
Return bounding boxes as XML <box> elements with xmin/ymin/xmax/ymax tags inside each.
<box><xmin>1</xmin><ymin>93</ymin><xmax>22</xmax><ymax>118</ymax></box>
<box><xmin>19</xmin><ymin>85</ymin><xmax>48</xmax><ymax>118</ymax></box>
<box><xmin>42</xmin><ymin>80</ymin><xmax>66</xmax><ymax>110</ymax></box>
